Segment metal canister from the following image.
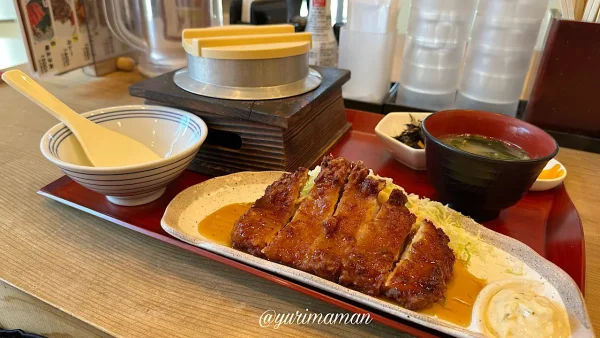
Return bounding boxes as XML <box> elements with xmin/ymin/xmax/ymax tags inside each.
<box><xmin>174</xmin><ymin>25</ymin><xmax>322</xmax><ymax>100</ymax></box>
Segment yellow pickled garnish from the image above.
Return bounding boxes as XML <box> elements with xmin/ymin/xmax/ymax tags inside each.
<box><xmin>417</xmin><ymin>140</ymin><xmax>425</xmax><ymax>149</ymax></box>
<box><xmin>538</xmin><ymin>164</ymin><xmax>564</xmax><ymax>180</ymax></box>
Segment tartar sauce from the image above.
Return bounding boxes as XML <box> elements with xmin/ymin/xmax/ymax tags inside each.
<box><xmin>485</xmin><ymin>288</ymin><xmax>569</xmax><ymax>338</ymax></box>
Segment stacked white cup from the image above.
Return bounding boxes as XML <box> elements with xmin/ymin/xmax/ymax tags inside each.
<box><xmin>338</xmin><ymin>0</ymin><xmax>402</xmax><ymax>104</ymax></box>
<box><xmin>396</xmin><ymin>0</ymin><xmax>477</xmax><ymax>110</ymax></box>
<box><xmin>455</xmin><ymin>0</ymin><xmax>549</xmax><ymax>116</ymax></box>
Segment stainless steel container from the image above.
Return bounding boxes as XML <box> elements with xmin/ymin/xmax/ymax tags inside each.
<box><xmin>174</xmin><ymin>25</ymin><xmax>322</xmax><ymax>100</ymax></box>
<box><xmin>187</xmin><ymin>53</ymin><xmax>308</xmax><ymax>87</ymax></box>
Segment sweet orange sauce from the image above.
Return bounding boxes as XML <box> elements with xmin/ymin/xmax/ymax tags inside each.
<box><xmin>198</xmin><ymin>203</ymin><xmax>252</xmax><ymax>246</ymax></box>
<box><xmin>420</xmin><ymin>260</ymin><xmax>487</xmax><ymax>327</ymax></box>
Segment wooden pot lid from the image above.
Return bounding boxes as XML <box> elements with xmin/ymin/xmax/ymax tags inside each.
<box><xmin>182</xmin><ymin>25</ymin><xmax>312</xmax><ymax>60</ymax></box>
<box><xmin>200</xmin><ymin>41</ymin><xmax>310</xmax><ymax>60</ymax></box>
<box><xmin>182</xmin><ymin>24</ymin><xmax>295</xmax><ymax>39</ymax></box>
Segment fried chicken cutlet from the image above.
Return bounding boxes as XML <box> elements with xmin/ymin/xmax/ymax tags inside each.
<box><xmin>262</xmin><ymin>156</ymin><xmax>351</xmax><ymax>269</ymax></box>
<box><xmin>306</xmin><ymin>163</ymin><xmax>386</xmax><ymax>281</ymax></box>
<box><xmin>383</xmin><ymin>220</ymin><xmax>455</xmax><ymax>310</ymax></box>
<box><xmin>230</xmin><ymin>168</ymin><xmax>309</xmax><ymax>257</ymax></box>
<box><xmin>339</xmin><ymin>189</ymin><xmax>416</xmax><ymax>296</ymax></box>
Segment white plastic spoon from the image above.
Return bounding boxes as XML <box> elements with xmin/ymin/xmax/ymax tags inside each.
<box><xmin>2</xmin><ymin>69</ymin><xmax>161</xmax><ymax>167</ymax></box>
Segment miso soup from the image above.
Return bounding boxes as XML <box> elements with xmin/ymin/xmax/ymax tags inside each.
<box><xmin>440</xmin><ymin>134</ymin><xmax>530</xmax><ymax>160</ymax></box>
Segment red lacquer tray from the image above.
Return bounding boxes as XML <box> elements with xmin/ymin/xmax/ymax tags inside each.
<box><xmin>38</xmin><ymin>110</ymin><xmax>585</xmax><ymax>337</ymax></box>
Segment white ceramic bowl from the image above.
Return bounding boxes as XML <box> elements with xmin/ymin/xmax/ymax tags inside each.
<box><xmin>40</xmin><ymin>105</ymin><xmax>208</xmax><ymax>206</ymax></box>
<box><xmin>530</xmin><ymin>158</ymin><xmax>567</xmax><ymax>191</ymax></box>
<box><xmin>374</xmin><ymin>112</ymin><xmax>431</xmax><ymax>170</ymax></box>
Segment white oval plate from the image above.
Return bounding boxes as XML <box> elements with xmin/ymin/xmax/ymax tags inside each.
<box><xmin>161</xmin><ymin>172</ymin><xmax>593</xmax><ymax>337</ymax></box>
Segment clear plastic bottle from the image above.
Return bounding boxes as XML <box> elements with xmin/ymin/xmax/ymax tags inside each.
<box><xmin>305</xmin><ymin>0</ymin><xmax>338</xmax><ymax>67</ymax></box>
<box><xmin>338</xmin><ymin>0</ymin><xmax>401</xmax><ymax>103</ymax></box>
<box><xmin>396</xmin><ymin>0</ymin><xmax>476</xmax><ymax>110</ymax></box>
<box><xmin>455</xmin><ymin>0</ymin><xmax>548</xmax><ymax>116</ymax></box>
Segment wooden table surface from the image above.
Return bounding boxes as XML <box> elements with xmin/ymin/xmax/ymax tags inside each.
<box><xmin>0</xmin><ymin>68</ymin><xmax>598</xmax><ymax>337</ymax></box>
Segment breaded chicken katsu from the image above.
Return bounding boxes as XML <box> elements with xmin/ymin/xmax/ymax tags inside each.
<box><xmin>262</xmin><ymin>156</ymin><xmax>351</xmax><ymax>269</ymax></box>
<box><xmin>230</xmin><ymin>156</ymin><xmax>455</xmax><ymax>311</ymax></box>
<box><xmin>339</xmin><ymin>189</ymin><xmax>416</xmax><ymax>296</ymax></box>
<box><xmin>230</xmin><ymin>167</ymin><xmax>309</xmax><ymax>257</ymax></box>
<box><xmin>383</xmin><ymin>220</ymin><xmax>455</xmax><ymax>310</ymax></box>
<box><xmin>307</xmin><ymin>162</ymin><xmax>386</xmax><ymax>281</ymax></box>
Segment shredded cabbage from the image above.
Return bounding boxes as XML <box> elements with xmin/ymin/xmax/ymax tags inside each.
<box><xmin>407</xmin><ymin>195</ymin><xmax>485</xmax><ymax>265</ymax></box>
<box><xmin>299</xmin><ymin>166</ymin><xmax>321</xmax><ymax>199</ymax></box>
<box><xmin>371</xmin><ymin>175</ymin><xmax>491</xmax><ymax>266</ymax></box>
